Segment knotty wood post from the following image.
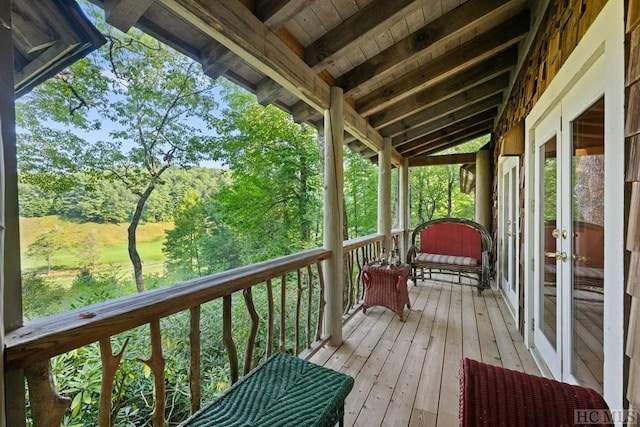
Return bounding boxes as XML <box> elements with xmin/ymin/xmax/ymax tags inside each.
<box><xmin>24</xmin><ymin>361</ymin><xmax>71</xmax><ymax>427</ymax></box>
<box><xmin>1</xmin><ymin>1</ymin><xmax>25</xmax><ymax>425</ymax></box>
<box><xmin>378</xmin><ymin>137</ymin><xmax>392</xmax><ymax>253</ymax></box>
<box><xmin>99</xmin><ymin>337</ymin><xmax>129</xmax><ymax>427</ymax></box>
<box><xmin>399</xmin><ymin>157</ymin><xmax>410</xmax><ymax>260</ymax></box>
<box><xmin>323</xmin><ymin>86</ymin><xmax>344</xmax><ymax>346</ymax></box>
<box><xmin>475</xmin><ymin>149</ymin><xmax>492</xmax><ymax>230</ymax></box>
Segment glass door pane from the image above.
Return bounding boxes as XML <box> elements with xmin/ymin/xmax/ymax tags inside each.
<box><xmin>570</xmin><ymin>97</ymin><xmax>604</xmax><ymax>393</ymax></box>
<box><xmin>540</xmin><ymin>136</ymin><xmax>559</xmax><ymax>349</ymax></box>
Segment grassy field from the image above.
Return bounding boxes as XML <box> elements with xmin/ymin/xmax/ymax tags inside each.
<box><xmin>20</xmin><ymin>216</ymin><xmax>173</xmax><ymax>285</ymax></box>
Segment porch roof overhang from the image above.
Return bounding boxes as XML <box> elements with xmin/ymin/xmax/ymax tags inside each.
<box><xmin>11</xmin><ymin>0</ymin><xmax>105</xmax><ymax>97</ymax></box>
<box><xmin>14</xmin><ymin>0</ymin><xmax>549</xmax><ymax>166</ymax></box>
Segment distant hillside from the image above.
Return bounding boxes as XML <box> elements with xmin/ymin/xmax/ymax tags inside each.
<box><xmin>20</xmin><ymin>216</ymin><xmax>173</xmax><ymax>272</ymax></box>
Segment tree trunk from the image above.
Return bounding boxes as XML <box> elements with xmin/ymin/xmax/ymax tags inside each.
<box><xmin>128</xmin><ymin>183</ymin><xmax>156</xmax><ymax>293</ymax></box>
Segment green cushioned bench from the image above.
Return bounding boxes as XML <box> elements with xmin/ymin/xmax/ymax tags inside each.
<box><xmin>180</xmin><ymin>352</ymin><xmax>354</xmax><ymax>427</ymax></box>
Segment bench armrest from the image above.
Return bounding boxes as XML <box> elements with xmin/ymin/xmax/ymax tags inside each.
<box><xmin>407</xmin><ymin>245</ymin><xmax>418</xmax><ymax>264</ymax></box>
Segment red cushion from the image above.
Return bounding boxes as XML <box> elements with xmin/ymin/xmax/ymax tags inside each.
<box><xmin>459</xmin><ymin>358</ymin><xmax>611</xmax><ymax>427</ymax></box>
<box><xmin>420</xmin><ymin>223</ymin><xmax>482</xmax><ymax>261</ymax></box>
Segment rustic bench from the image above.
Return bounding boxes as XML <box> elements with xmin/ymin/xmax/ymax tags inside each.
<box><xmin>406</xmin><ymin>218</ymin><xmax>492</xmax><ymax>293</ymax></box>
<box><xmin>459</xmin><ymin>358</ymin><xmax>611</xmax><ymax>426</ymax></box>
<box><xmin>179</xmin><ymin>352</ymin><xmax>354</xmax><ymax>427</ymax></box>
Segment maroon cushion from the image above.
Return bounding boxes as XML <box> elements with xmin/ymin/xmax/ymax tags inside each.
<box><xmin>420</xmin><ymin>223</ymin><xmax>482</xmax><ymax>260</ymax></box>
<box><xmin>459</xmin><ymin>358</ymin><xmax>611</xmax><ymax>427</ymax></box>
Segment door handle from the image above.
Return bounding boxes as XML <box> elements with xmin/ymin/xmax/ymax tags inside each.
<box><xmin>551</xmin><ymin>228</ymin><xmax>568</xmax><ymax>239</ymax></box>
<box><xmin>572</xmin><ymin>254</ymin><xmax>589</xmax><ymax>263</ymax></box>
<box><xmin>545</xmin><ymin>251</ymin><xmax>568</xmax><ymax>262</ymax></box>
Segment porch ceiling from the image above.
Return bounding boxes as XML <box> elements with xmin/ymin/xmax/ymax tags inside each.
<box><xmin>84</xmin><ymin>0</ymin><xmax>542</xmax><ymax>165</ymax></box>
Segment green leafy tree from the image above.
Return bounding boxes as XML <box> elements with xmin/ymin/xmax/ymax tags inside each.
<box><xmin>410</xmin><ymin>136</ymin><xmax>487</xmax><ymax>225</ymax></box>
<box><xmin>78</xmin><ymin>229</ymin><xmax>101</xmax><ymax>270</ymax></box>
<box><xmin>164</xmin><ymin>190</ymin><xmax>208</xmax><ymax>275</ymax></box>
<box><xmin>343</xmin><ymin>150</ymin><xmax>378</xmax><ymax>238</ymax></box>
<box><xmin>164</xmin><ymin>191</ymin><xmax>242</xmax><ymax>277</ymax></box>
<box><xmin>16</xmin><ymin>3</ymin><xmax>219</xmax><ymax>292</ymax></box>
<box><xmin>210</xmin><ymin>84</ymin><xmax>323</xmax><ymax>262</ymax></box>
<box><xmin>27</xmin><ymin>226</ymin><xmax>66</xmax><ymax>274</ymax></box>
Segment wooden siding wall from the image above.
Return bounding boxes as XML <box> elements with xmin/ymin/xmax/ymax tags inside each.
<box><xmin>491</xmin><ymin>0</ymin><xmax>607</xmax><ymax>332</ymax></box>
<box><xmin>626</xmin><ymin>0</ymin><xmax>640</xmax><ymax>412</ymax></box>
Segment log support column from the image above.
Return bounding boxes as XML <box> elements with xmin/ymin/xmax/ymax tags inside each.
<box><xmin>1</xmin><ymin>1</ymin><xmax>24</xmax><ymax>425</ymax></box>
<box><xmin>323</xmin><ymin>87</ymin><xmax>344</xmax><ymax>346</ymax></box>
<box><xmin>475</xmin><ymin>149</ymin><xmax>491</xmax><ymax>230</ymax></box>
<box><xmin>399</xmin><ymin>157</ymin><xmax>410</xmax><ymax>261</ymax></box>
<box><xmin>378</xmin><ymin>138</ymin><xmax>392</xmax><ymax>252</ymax></box>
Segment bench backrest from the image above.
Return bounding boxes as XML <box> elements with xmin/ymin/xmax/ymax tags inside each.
<box><xmin>414</xmin><ymin>219</ymin><xmax>488</xmax><ymax>261</ymax></box>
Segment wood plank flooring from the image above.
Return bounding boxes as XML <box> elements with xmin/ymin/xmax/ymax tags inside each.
<box><xmin>310</xmin><ymin>279</ymin><xmax>540</xmax><ymax>427</ymax></box>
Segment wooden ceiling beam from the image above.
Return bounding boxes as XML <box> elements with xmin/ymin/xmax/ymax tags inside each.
<box><xmin>424</xmin><ymin>133</ymin><xmax>491</xmax><ymax>156</ymax></box>
<box><xmin>256</xmin><ymin>0</ymin><xmax>313</xmax><ymax>30</ymax></box>
<box><xmin>304</xmin><ymin>0</ymin><xmax>420</xmax><ymax>69</ymax></box>
<box><xmin>159</xmin><ymin>0</ymin><xmax>397</xmax><ymax>164</ymax></box>
<box><xmin>356</xmin><ymin>11</ymin><xmax>529</xmax><ymax>116</ymax></box>
<box><xmin>391</xmin><ymin>95</ymin><xmax>502</xmax><ymax>146</ymax></box>
<box><xmin>200</xmin><ymin>41</ymin><xmax>241</xmax><ymax>80</ymax></box>
<box><xmin>398</xmin><ymin>111</ymin><xmax>496</xmax><ymax>154</ymax></box>
<box><xmin>408</xmin><ymin>152</ymin><xmax>478</xmax><ymax>167</ymax></box>
<box><xmin>256</xmin><ymin>77</ymin><xmax>285</xmax><ymax>106</ymax></box>
<box><xmin>104</xmin><ymin>0</ymin><xmax>153</xmax><ymax>33</ymax></box>
<box><xmin>407</xmin><ymin>123</ymin><xmax>493</xmax><ymax>157</ymax></box>
<box><xmin>380</xmin><ymin>77</ymin><xmax>508</xmax><ymax>137</ymax></box>
<box><xmin>336</xmin><ymin>0</ymin><xmax>513</xmax><ymax>94</ymax></box>
<box><xmin>368</xmin><ymin>65</ymin><xmax>510</xmax><ymax>129</ymax></box>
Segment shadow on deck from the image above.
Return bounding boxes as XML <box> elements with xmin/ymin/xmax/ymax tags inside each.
<box><xmin>310</xmin><ymin>280</ymin><xmax>540</xmax><ymax>426</ymax></box>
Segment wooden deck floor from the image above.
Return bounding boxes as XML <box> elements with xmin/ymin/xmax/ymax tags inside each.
<box><xmin>309</xmin><ymin>279</ymin><xmax>540</xmax><ymax>427</ymax></box>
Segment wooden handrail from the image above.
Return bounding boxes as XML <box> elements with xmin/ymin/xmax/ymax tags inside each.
<box><xmin>7</xmin><ymin>233</ymin><xmax>413</xmax><ymax>425</ymax></box>
<box><xmin>5</xmin><ymin>248</ymin><xmax>330</xmax><ymax>370</ymax></box>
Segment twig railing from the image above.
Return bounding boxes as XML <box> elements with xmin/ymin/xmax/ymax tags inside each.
<box><xmin>6</xmin><ymin>232</ymin><xmax>402</xmax><ymax>426</ymax></box>
<box><xmin>6</xmin><ymin>248</ymin><xmax>330</xmax><ymax>427</ymax></box>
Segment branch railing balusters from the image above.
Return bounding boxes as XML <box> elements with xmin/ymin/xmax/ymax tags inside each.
<box><xmin>7</xmin><ymin>236</ymin><xmax>403</xmax><ymax>425</ymax></box>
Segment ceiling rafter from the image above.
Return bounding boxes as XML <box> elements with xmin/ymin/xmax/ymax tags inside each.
<box><xmin>304</xmin><ymin>0</ymin><xmax>421</xmax><ymax>69</ymax></box>
<box><xmin>257</xmin><ymin>0</ymin><xmax>314</xmax><ymax>29</ymax></box>
<box><xmin>397</xmin><ymin>109</ymin><xmax>497</xmax><ymax>154</ymax></box>
<box><xmin>104</xmin><ymin>0</ymin><xmax>153</xmax><ymax>33</ymax></box>
<box><xmin>379</xmin><ymin>74</ymin><xmax>510</xmax><ymax>137</ymax></box>
<box><xmin>355</xmin><ymin>11</ymin><xmax>529</xmax><ymax>116</ymax></box>
<box><xmin>335</xmin><ymin>0</ymin><xmax>513</xmax><ymax>95</ymax></box>
<box><xmin>391</xmin><ymin>94</ymin><xmax>502</xmax><ymax>146</ymax></box>
<box><xmin>368</xmin><ymin>63</ymin><xmax>512</xmax><ymax>130</ymax></box>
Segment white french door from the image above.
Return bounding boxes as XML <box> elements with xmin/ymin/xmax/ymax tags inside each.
<box><xmin>498</xmin><ymin>156</ymin><xmax>519</xmax><ymax>323</ymax></box>
<box><xmin>524</xmin><ymin>0</ymin><xmax>624</xmax><ymax>410</ymax></box>
<box><xmin>532</xmin><ymin>57</ymin><xmax>606</xmax><ymax>390</ymax></box>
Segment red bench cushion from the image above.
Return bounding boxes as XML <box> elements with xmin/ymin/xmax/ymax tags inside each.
<box><xmin>420</xmin><ymin>223</ymin><xmax>482</xmax><ymax>261</ymax></box>
<box><xmin>459</xmin><ymin>358</ymin><xmax>611</xmax><ymax>427</ymax></box>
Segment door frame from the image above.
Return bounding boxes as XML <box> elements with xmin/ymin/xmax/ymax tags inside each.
<box><xmin>498</xmin><ymin>155</ymin><xmax>520</xmax><ymax>326</ymax></box>
<box><xmin>523</xmin><ymin>0</ymin><xmax>624</xmax><ymax>410</ymax></box>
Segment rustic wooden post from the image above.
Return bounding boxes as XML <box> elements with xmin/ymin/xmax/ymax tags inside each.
<box><xmin>399</xmin><ymin>157</ymin><xmax>410</xmax><ymax>261</ymax></box>
<box><xmin>1</xmin><ymin>1</ymin><xmax>26</xmax><ymax>425</ymax></box>
<box><xmin>138</xmin><ymin>320</ymin><xmax>166</xmax><ymax>427</ymax></box>
<box><xmin>98</xmin><ymin>337</ymin><xmax>129</xmax><ymax>427</ymax></box>
<box><xmin>475</xmin><ymin>148</ymin><xmax>492</xmax><ymax>230</ymax></box>
<box><xmin>323</xmin><ymin>86</ymin><xmax>344</xmax><ymax>346</ymax></box>
<box><xmin>24</xmin><ymin>361</ymin><xmax>71</xmax><ymax>427</ymax></box>
<box><xmin>378</xmin><ymin>137</ymin><xmax>392</xmax><ymax>253</ymax></box>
